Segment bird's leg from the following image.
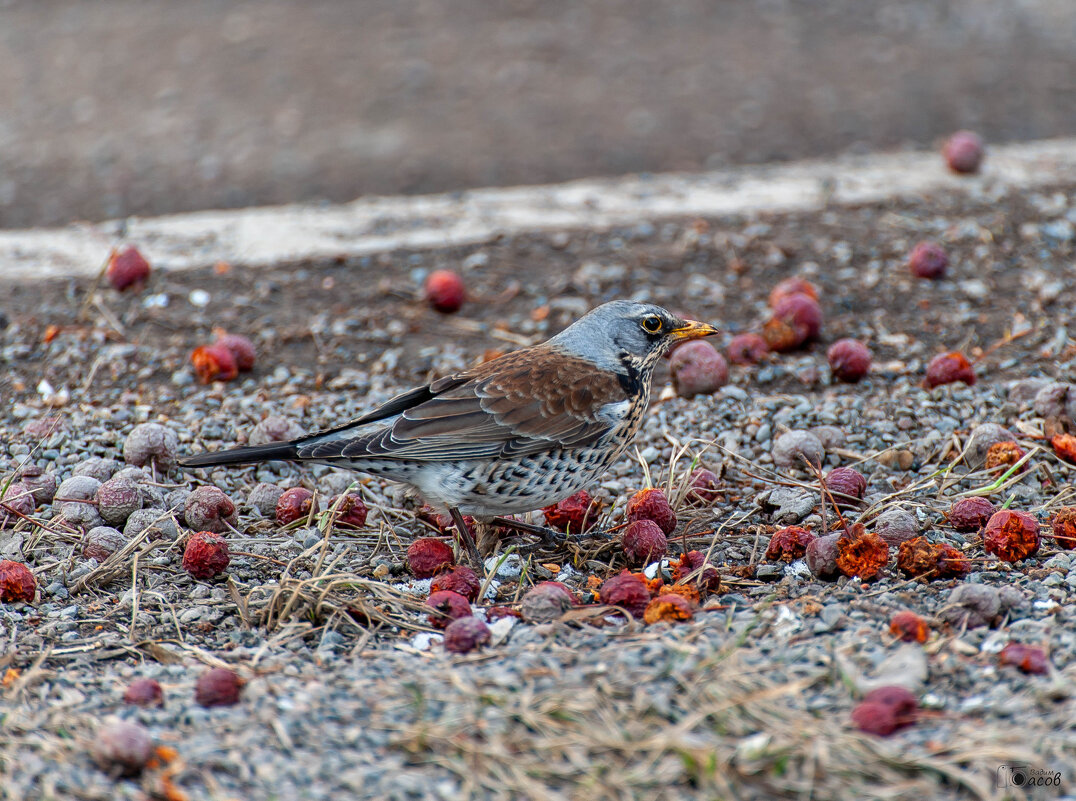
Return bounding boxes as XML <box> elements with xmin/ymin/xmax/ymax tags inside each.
<box><xmin>490</xmin><ymin>515</ymin><xmax>568</xmax><ymax>545</ymax></box>
<box><xmin>449</xmin><ymin>506</ymin><xmax>484</xmax><ymax>569</ymax></box>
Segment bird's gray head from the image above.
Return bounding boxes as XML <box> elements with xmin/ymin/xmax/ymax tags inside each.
<box><xmin>548</xmin><ymin>300</ymin><xmax>719</xmax><ymax>376</ymax></box>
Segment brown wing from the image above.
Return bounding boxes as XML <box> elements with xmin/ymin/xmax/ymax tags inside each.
<box><xmin>298</xmin><ymin>346</ymin><xmax>628</xmax><ymax>462</ymax></box>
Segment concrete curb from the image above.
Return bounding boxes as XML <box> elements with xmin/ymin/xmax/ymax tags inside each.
<box><xmin>4</xmin><ymin>138</ymin><xmax>1076</xmax><ymax>281</ymax></box>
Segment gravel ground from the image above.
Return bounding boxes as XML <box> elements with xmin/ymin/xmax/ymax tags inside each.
<box><xmin>3</xmin><ymin>179</ymin><xmax>1076</xmax><ymax>799</ymax></box>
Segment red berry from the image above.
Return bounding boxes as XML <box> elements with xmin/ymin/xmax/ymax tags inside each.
<box><xmin>426</xmin><ymin>589</ymin><xmax>471</xmax><ymax>629</ymax></box>
<box><xmin>106</xmin><ymin>246</ymin><xmax>151</xmax><ymax>292</ymax></box>
<box><xmin>195</xmin><ymin>667</ymin><xmax>243</xmax><ymax>707</ymax></box>
<box><xmin>924</xmin><ymin>351</ymin><xmax>975</xmax><ymax>388</ymax></box>
<box><xmin>768</xmin><ymin>277</ymin><xmax>819</xmax><ymax>307</ymax></box>
<box><xmin>190</xmin><ymin>343</ymin><xmax>239</xmax><ymax>384</ymax></box>
<box><xmin>626</xmin><ymin>488</ymin><xmax>676</xmax><ymax>535</ymax></box>
<box><xmin>889</xmin><ymin>610</ymin><xmax>928</xmax><ymax>643</ymax></box>
<box><xmin>542</xmin><ymin>490</ymin><xmax>601</xmax><ymax>533</ymax></box>
<box><xmin>942</xmin><ymin>130</ymin><xmax>984</xmax><ymax>174</ymax></box>
<box><xmin>83</xmin><ymin>526</ymin><xmax>127</xmax><ymax>562</ymax></box>
<box><xmin>275</xmin><ymin>487</ymin><xmax>318</xmax><ymax>526</ymax></box>
<box><xmin>182</xmin><ymin>531</ymin><xmax>230</xmax><ymax>580</ymax></box>
<box><xmin>669</xmin><ymin>340</ymin><xmax>727</xmax><ymax>398</ymax></box>
<box><xmin>443</xmin><ymin>616</ymin><xmax>491</xmax><ymax>653</ymax></box>
<box><xmin>123</xmin><ymin>678</ymin><xmax>164</xmax><ymax>708</ymax></box>
<box><xmin>598</xmin><ymin>570</ymin><xmax>651</xmax><ymax>619</ymax></box>
<box><xmin>984</xmin><ymin>441</ymin><xmax>1025</xmax><ymax>470</ymax></box>
<box><xmin>773</xmin><ymin>293</ymin><xmax>823</xmax><ymax>340</ymax></box>
<box><xmin>671</xmin><ymin>550</ymin><xmax>721</xmax><ymax>593</ymax></box>
<box><xmin>407</xmin><ymin>538</ymin><xmax>455</xmax><ymax>578</ymax></box>
<box><xmin>213</xmin><ymin>332</ymin><xmax>256</xmax><ymax>372</ymax></box>
<box><xmin>1052</xmin><ymin>433</ymin><xmax>1076</xmax><ymax>464</ymax></box>
<box><xmin>424</xmin><ymin>270</ymin><xmax>466</xmax><ymax>313</ymax></box>
<box><xmin>765</xmin><ymin>526</ymin><xmax>815</xmax><ymax>562</ymax></box>
<box><xmin>826</xmin><ymin>466</ymin><xmax>867</xmax><ymax>505</ymax></box>
<box><xmin>430</xmin><ymin>565</ymin><xmax>481</xmax><ymax>602</ymax></box>
<box><xmin>998</xmin><ymin>642</ymin><xmax>1048</xmax><ymax>675</ymax></box>
<box><xmin>0</xmin><ymin>559</ymin><xmax>36</xmax><ymax>603</ymax></box>
<box><xmin>947</xmin><ymin>497</ymin><xmax>995</xmax><ymax>532</ymax></box>
<box><xmin>1050</xmin><ymin>507</ymin><xmax>1076</xmax><ymax>550</ymax></box>
<box><xmin>685</xmin><ymin>468</ymin><xmax>720</xmax><ymax>505</ymax></box>
<box><xmin>827</xmin><ymin>339</ymin><xmax>871</xmax><ymax>383</ymax></box>
<box><xmin>896</xmin><ymin>537</ymin><xmax>943</xmax><ymax>579</ymax></box>
<box><xmin>908</xmin><ymin>241</ymin><xmax>949</xmax><ymax>280</ymax></box>
<box><xmin>983</xmin><ymin>510</ymin><xmax>1040</xmax><ymax>562</ymax></box>
<box><xmin>726</xmin><ymin>333</ymin><xmax>769</xmax><ymax>365</ymax></box>
<box><xmin>851</xmin><ymin>702</ymin><xmax>901</xmax><ymax>737</ymax></box>
<box><xmin>936</xmin><ymin>543</ymin><xmax>971</xmax><ymax>579</ymax></box>
<box><xmin>621</xmin><ymin>519</ymin><xmax>668</xmax><ymax>567</ymax></box>
<box><xmin>329</xmin><ymin>492</ymin><xmax>368</xmax><ymax>528</ymax></box>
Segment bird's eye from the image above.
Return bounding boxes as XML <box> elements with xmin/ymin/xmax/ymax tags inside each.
<box><xmin>641</xmin><ymin>315</ymin><xmax>663</xmax><ymax>334</ymax></box>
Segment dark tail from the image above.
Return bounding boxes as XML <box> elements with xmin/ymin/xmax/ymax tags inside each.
<box><xmin>179</xmin><ymin>441</ymin><xmax>301</xmax><ymax>469</ymax></box>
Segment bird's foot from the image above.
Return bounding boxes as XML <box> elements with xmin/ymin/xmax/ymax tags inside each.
<box><xmin>449</xmin><ymin>507</ymin><xmax>485</xmax><ymax>569</ymax></box>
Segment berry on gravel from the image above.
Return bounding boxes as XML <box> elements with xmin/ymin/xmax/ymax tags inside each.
<box><xmin>826</xmin><ymin>466</ymin><xmax>867</xmax><ymax>505</ymax></box>
<box><xmin>195</xmin><ymin>667</ymin><xmax>243</xmax><ymax>707</ymax></box>
<box><xmin>426</xmin><ymin>590</ymin><xmax>471</xmax><ymax>629</ymax></box>
<box><xmin>805</xmin><ymin>533</ymin><xmax>841</xmax><ymax>581</ymax></box>
<box><xmin>942</xmin><ymin>130</ymin><xmax>984</xmax><ymax>174</ymax></box>
<box><xmin>889</xmin><ymin>610</ymin><xmax>928</xmax><ymax>643</ymax></box>
<box><xmin>947</xmin><ymin>497</ymin><xmax>995</xmax><ymax>532</ymax></box>
<box><xmin>543</xmin><ymin>490</ymin><xmax>601</xmax><ymax>533</ymax></box>
<box><xmin>275</xmin><ymin>487</ymin><xmax>318</xmax><ymax>526</ymax></box>
<box><xmin>621</xmin><ymin>519</ymin><xmax>668</xmax><ymax>567</ymax></box>
<box><xmin>430</xmin><ymin>565</ymin><xmax>481</xmax><ymax>602</ymax></box>
<box><xmin>92</xmin><ymin>718</ymin><xmax>154</xmax><ymax>776</ymax></box>
<box><xmin>213</xmin><ymin>331</ymin><xmax>256</xmax><ymax>372</ymax></box>
<box><xmin>123</xmin><ymin>678</ymin><xmax>165</xmax><ymax>708</ymax></box>
<box><xmin>726</xmin><ymin>332</ymin><xmax>769</xmax><ymax>365</ymax></box>
<box><xmin>924</xmin><ymin>351</ymin><xmax>975</xmax><ymax>388</ymax></box>
<box><xmin>106</xmin><ymin>246</ymin><xmax>151</xmax><ymax>292</ymax></box>
<box><xmin>671</xmin><ymin>550</ymin><xmax>721</xmax><ymax>594</ymax></box>
<box><xmin>443</xmin><ymin>616</ymin><xmax>491</xmax><ymax>653</ymax></box>
<box><xmin>984</xmin><ymin>441</ymin><xmax>1025</xmax><ymax>470</ymax></box>
<box><xmin>643</xmin><ymin>593</ymin><xmax>696</xmax><ymax>625</ymax></box>
<box><xmin>908</xmin><ymin>241</ymin><xmax>948</xmax><ymax>279</ymax></box>
<box><xmin>407</xmin><ymin>538</ymin><xmax>455</xmax><ymax>578</ymax></box>
<box><xmin>182</xmin><ymin>531</ymin><xmax>230</xmax><ymax>580</ymax></box>
<box><xmin>1049</xmin><ymin>507</ymin><xmax>1076</xmax><ymax>550</ymax></box>
<box><xmin>998</xmin><ymin>642</ymin><xmax>1048</xmax><ymax>675</ymax></box>
<box><xmin>184</xmin><ymin>486</ymin><xmax>237</xmax><ymax>533</ymax></box>
<box><xmin>0</xmin><ymin>560</ymin><xmax>36</xmax><ymax>603</ymax></box>
<box><xmin>827</xmin><ymin>339</ymin><xmax>871</xmax><ymax>383</ymax></box>
<box><xmin>768</xmin><ymin>276</ymin><xmax>819</xmax><ymax>307</ymax></box>
<box><xmin>599</xmin><ymin>570</ymin><xmax>651</xmax><ymax>619</ymax></box>
<box><xmin>83</xmin><ymin>526</ymin><xmax>127</xmax><ymax>562</ymax></box>
<box><xmin>424</xmin><ymin>270</ymin><xmax>466</xmax><ymax>313</ymax></box>
<box><xmin>122</xmin><ymin>422</ymin><xmax>179</xmax><ymax>470</ymax></box>
<box><xmin>669</xmin><ymin>340</ymin><xmax>728</xmax><ymax>398</ymax></box>
<box><xmin>191</xmin><ymin>342</ymin><xmax>239</xmax><ymax>384</ymax></box>
<box><xmin>983</xmin><ymin>510</ymin><xmax>1040</xmax><ymax>562</ymax></box>
<box><xmin>521</xmin><ymin>583</ymin><xmax>572</xmax><ymax>623</ymax></box>
<box><xmin>835</xmin><ymin>525</ymin><xmax>889</xmax><ymax>581</ymax></box>
<box><xmin>685</xmin><ymin>468</ymin><xmax>720</xmax><ymax>505</ymax></box>
<box><xmin>765</xmin><ymin>526</ymin><xmax>815</xmax><ymax>562</ymax></box>
<box><xmin>626</xmin><ymin>488</ymin><xmax>676</xmax><ymax>535</ymax></box>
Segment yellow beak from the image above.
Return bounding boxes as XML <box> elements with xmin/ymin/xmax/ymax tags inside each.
<box><xmin>668</xmin><ymin>319</ymin><xmax>720</xmax><ymax>342</ymax></box>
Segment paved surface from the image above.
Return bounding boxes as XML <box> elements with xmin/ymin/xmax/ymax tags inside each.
<box><xmin>1</xmin><ymin>0</ymin><xmax>1075</xmax><ymax>228</ymax></box>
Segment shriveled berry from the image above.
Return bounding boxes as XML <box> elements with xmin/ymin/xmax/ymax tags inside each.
<box><xmin>83</xmin><ymin>526</ymin><xmax>127</xmax><ymax>562</ymax></box>
<box><xmin>213</xmin><ymin>332</ymin><xmax>256</xmax><ymax>372</ymax></box>
<box><xmin>195</xmin><ymin>667</ymin><xmax>243</xmax><ymax>707</ymax></box>
<box><xmin>96</xmin><ymin>476</ymin><xmax>143</xmax><ymax>525</ymax></box>
<box><xmin>329</xmin><ymin>492</ymin><xmax>368</xmax><ymax>528</ymax></box>
<box><xmin>521</xmin><ymin>583</ymin><xmax>571</xmax><ymax>623</ymax></box>
<box><xmin>487</xmin><ymin>605</ymin><xmax>522</xmax><ymax>621</ymax></box>
<box><xmin>0</xmin><ymin>560</ymin><xmax>36</xmax><ymax>603</ymax></box>
<box><xmin>726</xmin><ymin>332</ymin><xmax>769</xmax><ymax>365</ymax></box>
<box><xmin>983</xmin><ymin>510</ymin><xmax>1040</xmax><ymax>562</ymax></box>
<box><xmin>889</xmin><ymin>610</ymin><xmax>928</xmax><ymax>643</ymax></box>
<box><xmin>941</xmin><ymin>583</ymin><xmax>1000</xmax><ymax>628</ymax></box>
<box><xmin>407</xmin><ymin>538</ymin><xmax>455</xmax><ymax>578</ymax></box>
<box><xmin>124</xmin><ymin>509</ymin><xmax>178</xmax><ymax>542</ymax></box>
<box><xmin>1050</xmin><ymin>507</ymin><xmax>1076</xmax><ymax>550</ymax></box>
<box><xmin>430</xmin><ymin>565</ymin><xmax>481</xmax><ymax>602</ymax></box>
<box><xmin>543</xmin><ymin>490</ymin><xmax>601</xmax><ymax>533</ymax></box>
<box><xmin>873</xmin><ymin>508</ymin><xmax>919</xmax><ymax>548</ymax></box>
<box><xmin>924</xmin><ymin>351</ymin><xmax>975</xmax><ymax>388</ymax></box>
<box><xmin>669</xmin><ymin>340</ymin><xmax>727</xmax><ymax>398</ymax></box>
<box><xmin>626</xmin><ymin>488</ymin><xmax>676</xmax><ymax>535</ymax></box>
<box><xmin>106</xmin><ymin>246</ymin><xmax>151</xmax><ymax>292</ymax></box>
<box><xmin>275</xmin><ymin>487</ymin><xmax>318</xmax><ymax>526</ymax></box>
<box><xmin>424</xmin><ymin>270</ymin><xmax>466</xmax><ymax>313</ymax></box>
<box><xmin>966</xmin><ymin>423</ymin><xmax>1017</xmax><ymax>468</ymax></box>
<box><xmin>851</xmin><ymin>702</ymin><xmax>902</xmax><ymax>737</ymax></box>
<box><xmin>191</xmin><ymin>342</ymin><xmax>238</xmax><ymax>383</ymax></box>
<box><xmin>1052</xmin><ymin>433</ymin><xmax>1076</xmax><ymax>464</ymax></box>
<box><xmin>936</xmin><ymin>543</ymin><xmax>971</xmax><ymax>578</ymax></box>
<box><xmin>766</xmin><ymin>526</ymin><xmax>815</xmax><ymax>562</ymax></box>
<box><xmin>984</xmin><ymin>441</ymin><xmax>1025</xmax><ymax>470</ymax></box>
<box><xmin>247</xmin><ymin>483</ymin><xmax>285</xmax><ymax>517</ymax></box>
<box><xmin>671</xmin><ymin>550</ymin><xmax>721</xmax><ymax>593</ymax></box>
<box><xmin>805</xmin><ymin>533</ymin><xmax>841</xmax><ymax>580</ymax></box>
<box><xmin>947</xmin><ymin>497</ymin><xmax>995</xmax><ymax>532</ymax></box>
<box><xmin>896</xmin><ymin>537</ymin><xmax>943</xmax><ymax>579</ymax></box>
<box><xmin>621</xmin><ymin>519</ymin><xmax>668</xmax><ymax>567</ymax></box>
<box><xmin>643</xmin><ymin>593</ymin><xmax>696</xmax><ymax>625</ymax></box>
<box><xmin>443</xmin><ymin>616</ymin><xmax>491</xmax><ymax>653</ymax></box>
<box><xmin>184</xmin><ymin>486</ymin><xmax>237</xmax><ymax>533</ymax></box>
<box><xmin>123</xmin><ymin>678</ymin><xmax>164</xmax><ymax>708</ymax></box>
<box><xmin>182</xmin><ymin>531</ymin><xmax>230</xmax><ymax>580</ymax></box>
<box><xmin>827</xmin><ymin>339</ymin><xmax>871</xmax><ymax>383</ymax></box>
<box><xmin>123</xmin><ymin>422</ymin><xmax>179</xmax><ymax>470</ymax></box>
<box><xmin>908</xmin><ymin>241</ymin><xmax>948</xmax><ymax>279</ymax></box>
<box><xmin>1</xmin><ymin>482</ymin><xmax>35</xmax><ymax>526</ymax></box>
<box><xmin>599</xmin><ymin>570</ymin><xmax>651</xmax><ymax>618</ymax></box>
<box><xmin>685</xmin><ymin>468</ymin><xmax>720</xmax><ymax>505</ymax></box>
<box><xmin>426</xmin><ymin>590</ymin><xmax>471</xmax><ymax>629</ymax></box>
<box><xmin>92</xmin><ymin>718</ymin><xmax>154</xmax><ymax>776</ymax></box>
<box><xmin>942</xmin><ymin>130</ymin><xmax>984</xmax><ymax>174</ymax></box>
<box><xmin>835</xmin><ymin>525</ymin><xmax>889</xmax><ymax>581</ymax></box>
<box><xmin>826</xmin><ymin>466</ymin><xmax>866</xmax><ymax>505</ymax></box>
<box><xmin>768</xmin><ymin>277</ymin><xmax>819</xmax><ymax>307</ymax></box>
<box><xmin>19</xmin><ymin>468</ymin><xmax>57</xmax><ymax>504</ymax></box>
<box><xmin>772</xmin><ymin>429</ymin><xmax>824</xmax><ymax>469</ymax></box>
<box><xmin>416</xmin><ymin>505</ymin><xmax>477</xmax><ymax>541</ymax></box>
<box><xmin>998</xmin><ymin>642</ymin><xmax>1048</xmax><ymax>675</ymax></box>
<box><xmin>248</xmin><ymin>415</ymin><xmax>305</xmax><ymax>446</ymax></box>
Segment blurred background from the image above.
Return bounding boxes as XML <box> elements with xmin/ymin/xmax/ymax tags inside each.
<box><xmin>1</xmin><ymin>0</ymin><xmax>1075</xmax><ymax>228</ymax></box>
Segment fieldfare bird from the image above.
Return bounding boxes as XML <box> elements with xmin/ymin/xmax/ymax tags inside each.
<box><xmin>180</xmin><ymin>300</ymin><xmax>718</xmax><ymax>565</ymax></box>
